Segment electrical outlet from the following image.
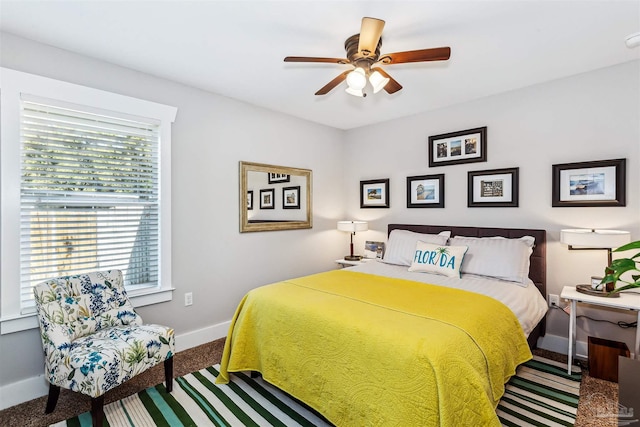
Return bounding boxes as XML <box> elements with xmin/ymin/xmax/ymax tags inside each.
<box><xmin>548</xmin><ymin>294</ymin><xmax>559</xmax><ymax>307</ymax></box>
<box><xmin>184</xmin><ymin>292</ymin><xmax>193</xmax><ymax>306</ymax></box>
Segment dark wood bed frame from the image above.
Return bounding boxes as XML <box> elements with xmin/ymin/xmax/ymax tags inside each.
<box><xmin>388</xmin><ymin>224</ymin><xmax>546</xmax><ymax>349</ymax></box>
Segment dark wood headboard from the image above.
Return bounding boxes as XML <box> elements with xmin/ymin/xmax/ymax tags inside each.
<box><xmin>388</xmin><ymin>224</ymin><xmax>546</xmax><ymax>348</ymax></box>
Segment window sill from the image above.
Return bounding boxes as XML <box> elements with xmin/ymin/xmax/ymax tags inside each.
<box><xmin>0</xmin><ymin>287</ymin><xmax>174</xmax><ymax>335</ymax></box>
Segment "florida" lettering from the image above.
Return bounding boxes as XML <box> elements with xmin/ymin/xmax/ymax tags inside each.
<box><xmin>413</xmin><ymin>248</ymin><xmax>456</xmax><ymax>270</ymax></box>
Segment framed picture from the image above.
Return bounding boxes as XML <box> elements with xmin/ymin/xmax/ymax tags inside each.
<box><xmin>364</xmin><ymin>241</ymin><xmax>386</xmax><ymax>259</ymax></box>
<box><xmin>428</xmin><ymin>126</ymin><xmax>487</xmax><ymax>167</ymax></box>
<box><xmin>406</xmin><ymin>174</ymin><xmax>445</xmax><ymax>208</ymax></box>
<box><xmin>259</xmin><ymin>188</ymin><xmax>275</xmax><ymax>209</ymax></box>
<box><xmin>247</xmin><ymin>190</ymin><xmax>253</xmax><ymax>210</ymax></box>
<box><xmin>552</xmin><ymin>158</ymin><xmax>626</xmax><ymax>207</ymax></box>
<box><xmin>282</xmin><ymin>186</ymin><xmax>300</xmax><ymax>209</ymax></box>
<box><xmin>360</xmin><ymin>178</ymin><xmax>390</xmax><ymax>208</ymax></box>
<box><xmin>468</xmin><ymin>167</ymin><xmax>519</xmax><ymax>207</ymax></box>
<box><xmin>268</xmin><ymin>172</ymin><xmax>290</xmax><ymax>184</ymax></box>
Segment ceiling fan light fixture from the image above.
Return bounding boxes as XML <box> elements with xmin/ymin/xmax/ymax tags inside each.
<box><xmin>345</xmin><ymin>87</ymin><xmax>365</xmax><ymax>97</ymax></box>
<box><xmin>369</xmin><ymin>70</ymin><xmax>390</xmax><ymax>93</ymax></box>
<box><xmin>346</xmin><ymin>67</ymin><xmax>367</xmax><ymax>90</ymax></box>
<box><xmin>285</xmin><ymin>16</ymin><xmax>452</xmax><ymax>96</ymax></box>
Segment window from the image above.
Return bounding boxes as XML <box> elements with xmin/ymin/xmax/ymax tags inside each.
<box><xmin>1</xmin><ymin>68</ymin><xmax>177</xmax><ymax>334</ymax></box>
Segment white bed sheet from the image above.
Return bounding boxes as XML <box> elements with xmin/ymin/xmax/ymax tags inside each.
<box><xmin>346</xmin><ymin>260</ymin><xmax>548</xmax><ymax>337</ymax></box>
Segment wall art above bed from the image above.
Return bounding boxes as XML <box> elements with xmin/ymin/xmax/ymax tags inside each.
<box><xmin>428</xmin><ymin>126</ymin><xmax>487</xmax><ymax>167</ymax></box>
<box><xmin>406</xmin><ymin>174</ymin><xmax>445</xmax><ymax>208</ymax></box>
<box><xmin>360</xmin><ymin>178</ymin><xmax>390</xmax><ymax>208</ymax></box>
<box><xmin>468</xmin><ymin>167</ymin><xmax>519</xmax><ymax>207</ymax></box>
<box><xmin>552</xmin><ymin>158</ymin><xmax>626</xmax><ymax>207</ymax></box>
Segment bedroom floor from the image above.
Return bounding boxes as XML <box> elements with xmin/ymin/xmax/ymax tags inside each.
<box><xmin>1</xmin><ymin>339</ymin><xmax>617</xmax><ymax>427</ymax></box>
<box><xmin>534</xmin><ymin>348</ymin><xmax>618</xmax><ymax>427</ymax></box>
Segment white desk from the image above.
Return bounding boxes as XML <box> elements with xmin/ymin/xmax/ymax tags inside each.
<box><xmin>560</xmin><ymin>285</ymin><xmax>640</xmax><ymax>374</ymax></box>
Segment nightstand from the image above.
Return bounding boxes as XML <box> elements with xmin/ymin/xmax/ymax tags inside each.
<box><xmin>560</xmin><ymin>285</ymin><xmax>640</xmax><ymax>374</ymax></box>
<box><xmin>335</xmin><ymin>258</ymin><xmax>374</xmax><ymax>268</ymax></box>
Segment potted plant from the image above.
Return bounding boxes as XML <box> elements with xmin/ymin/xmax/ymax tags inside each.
<box><xmin>604</xmin><ymin>241</ymin><xmax>640</xmax><ymax>293</ymax></box>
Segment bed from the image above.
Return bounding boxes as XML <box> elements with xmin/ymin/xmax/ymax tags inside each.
<box><xmin>217</xmin><ymin>224</ymin><xmax>548</xmax><ymax>426</ymax></box>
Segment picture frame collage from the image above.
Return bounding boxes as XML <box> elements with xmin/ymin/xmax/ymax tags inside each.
<box><xmin>247</xmin><ymin>173</ymin><xmax>302</xmax><ymax>211</ymax></box>
<box><xmin>359</xmin><ymin>126</ymin><xmax>625</xmax><ymax>209</ymax></box>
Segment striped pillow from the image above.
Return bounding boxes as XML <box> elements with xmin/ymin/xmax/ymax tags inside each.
<box><xmin>448</xmin><ymin>235</ymin><xmax>534</xmax><ymax>285</ymax></box>
<box><xmin>383</xmin><ymin>230</ymin><xmax>451</xmax><ymax>266</ymax></box>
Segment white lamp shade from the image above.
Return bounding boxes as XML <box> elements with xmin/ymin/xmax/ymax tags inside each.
<box><xmin>346</xmin><ymin>68</ymin><xmax>367</xmax><ymax>90</ymax></box>
<box><xmin>337</xmin><ymin>220</ymin><xmax>368</xmax><ymax>233</ymax></box>
<box><xmin>345</xmin><ymin>87</ymin><xmax>364</xmax><ymax>97</ymax></box>
<box><xmin>560</xmin><ymin>229</ymin><xmax>631</xmax><ymax>249</ymax></box>
<box><xmin>369</xmin><ymin>70</ymin><xmax>390</xmax><ymax>93</ymax></box>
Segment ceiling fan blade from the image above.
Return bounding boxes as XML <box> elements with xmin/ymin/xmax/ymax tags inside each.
<box><xmin>357</xmin><ymin>17</ymin><xmax>385</xmax><ymax>57</ymax></box>
<box><xmin>284</xmin><ymin>56</ymin><xmax>350</xmax><ymax>64</ymax></box>
<box><xmin>315</xmin><ymin>70</ymin><xmax>351</xmax><ymax>95</ymax></box>
<box><xmin>371</xmin><ymin>67</ymin><xmax>402</xmax><ymax>94</ymax></box>
<box><xmin>378</xmin><ymin>47</ymin><xmax>451</xmax><ymax>64</ymax></box>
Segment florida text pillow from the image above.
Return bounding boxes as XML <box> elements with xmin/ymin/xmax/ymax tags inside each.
<box><xmin>408</xmin><ymin>241</ymin><xmax>468</xmax><ymax>278</ymax></box>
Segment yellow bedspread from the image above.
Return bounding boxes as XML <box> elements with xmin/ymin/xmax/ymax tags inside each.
<box><xmin>217</xmin><ymin>270</ymin><xmax>532</xmax><ymax>426</ymax></box>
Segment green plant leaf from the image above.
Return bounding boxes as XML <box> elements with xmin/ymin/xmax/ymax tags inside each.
<box><xmin>609</xmin><ymin>282</ymin><xmax>640</xmax><ymax>294</ymax></box>
<box><xmin>159</xmin><ymin>336</ymin><xmax>169</xmax><ymax>345</ymax></box>
<box><xmin>614</xmin><ymin>241</ymin><xmax>640</xmax><ymax>252</ymax></box>
<box><xmin>610</xmin><ymin>258</ymin><xmax>637</xmax><ymax>269</ymax></box>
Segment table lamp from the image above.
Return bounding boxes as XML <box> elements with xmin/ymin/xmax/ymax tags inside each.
<box><xmin>337</xmin><ymin>220</ymin><xmax>368</xmax><ymax>261</ymax></box>
<box><xmin>560</xmin><ymin>228</ymin><xmax>631</xmax><ymax>293</ymax></box>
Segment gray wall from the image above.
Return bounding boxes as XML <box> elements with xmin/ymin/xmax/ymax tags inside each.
<box><xmin>343</xmin><ymin>60</ymin><xmax>640</xmax><ymax>351</ymax></box>
<box><xmin>0</xmin><ymin>33</ymin><xmax>347</xmax><ymax>391</ymax></box>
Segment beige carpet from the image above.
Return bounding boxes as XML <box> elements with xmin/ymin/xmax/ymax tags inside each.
<box><xmin>0</xmin><ymin>340</ymin><xmax>617</xmax><ymax>427</ymax></box>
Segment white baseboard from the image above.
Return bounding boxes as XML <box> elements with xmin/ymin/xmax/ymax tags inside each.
<box><xmin>174</xmin><ymin>320</ymin><xmax>230</xmax><ymax>353</ymax></box>
<box><xmin>537</xmin><ymin>333</ymin><xmax>588</xmax><ymax>360</ymax></box>
<box><xmin>0</xmin><ymin>320</ymin><xmax>231</xmax><ymax>411</ymax></box>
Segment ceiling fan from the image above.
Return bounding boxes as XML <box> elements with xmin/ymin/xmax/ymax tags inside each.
<box><xmin>284</xmin><ymin>17</ymin><xmax>451</xmax><ymax>97</ymax></box>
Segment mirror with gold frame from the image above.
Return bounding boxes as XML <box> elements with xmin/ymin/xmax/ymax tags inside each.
<box><xmin>239</xmin><ymin>161</ymin><xmax>312</xmax><ymax>232</ymax></box>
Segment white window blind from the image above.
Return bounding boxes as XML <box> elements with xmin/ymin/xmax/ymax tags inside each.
<box><xmin>19</xmin><ymin>98</ymin><xmax>161</xmax><ymax>313</ymax></box>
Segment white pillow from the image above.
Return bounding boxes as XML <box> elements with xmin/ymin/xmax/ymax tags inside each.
<box><xmin>383</xmin><ymin>229</ymin><xmax>451</xmax><ymax>266</ymax></box>
<box><xmin>408</xmin><ymin>241</ymin><xmax>468</xmax><ymax>278</ymax></box>
<box><xmin>448</xmin><ymin>235</ymin><xmax>535</xmax><ymax>286</ymax></box>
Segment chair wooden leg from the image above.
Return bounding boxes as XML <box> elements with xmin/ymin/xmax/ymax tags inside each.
<box><xmin>91</xmin><ymin>395</ymin><xmax>104</xmax><ymax>427</ymax></box>
<box><xmin>45</xmin><ymin>383</ymin><xmax>61</xmax><ymax>414</ymax></box>
<box><xmin>164</xmin><ymin>356</ymin><xmax>174</xmax><ymax>392</ymax></box>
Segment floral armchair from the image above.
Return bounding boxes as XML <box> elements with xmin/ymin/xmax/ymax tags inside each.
<box><xmin>34</xmin><ymin>270</ymin><xmax>175</xmax><ymax>426</ymax></box>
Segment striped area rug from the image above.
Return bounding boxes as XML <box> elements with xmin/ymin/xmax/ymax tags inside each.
<box><xmin>498</xmin><ymin>356</ymin><xmax>582</xmax><ymax>427</ymax></box>
<box><xmin>52</xmin><ymin>356</ymin><xmax>581</xmax><ymax>427</ymax></box>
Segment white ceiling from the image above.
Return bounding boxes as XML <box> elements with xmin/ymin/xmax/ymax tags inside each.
<box><xmin>1</xmin><ymin>1</ymin><xmax>639</xmax><ymax>130</ymax></box>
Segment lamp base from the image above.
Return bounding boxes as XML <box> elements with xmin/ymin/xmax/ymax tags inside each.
<box><xmin>344</xmin><ymin>255</ymin><xmax>362</xmax><ymax>261</ymax></box>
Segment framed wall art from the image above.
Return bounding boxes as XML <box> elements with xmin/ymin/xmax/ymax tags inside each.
<box><xmin>282</xmin><ymin>186</ymin><xmax>300</xmax><ymax>209</ymax></box>
<box><xmin>259</xmin><ymin>188</ymin><xmax>275</xmax><ymax>209</ymax></box>
<box><xmin>552</xmin><ymin>158</ymin><xmax>626</xmax><ymax>207</ymax></box>
<box><xmin>247</xmin><ymin>190</ymin><xmax>253</xmax><ymax>210</ymax></box>
<box><xmin>364</xmin><ymin>241</ymin><xmax>386</xmax><ymax>259</ymax></box>
<box><xmin>468</xmin><ymin>167</ymin><xmax>519</xmax><ymax>207</ymax></box>
<box><xmin>406</xmin><ymin>174</ymin><xmax>445</xmax><ymax>208</ymax></box>
<box><xmin>428</xmin><ymin>126</ymin><xmax>487</xmax><ymax>167</ymax></box>
<box><xmin>268</xmin><ymin>172</ymin><xmax>290</xmax><ymax>184</ymax></box>
<box><xmin>360</xmin><ymin>178</ymin><xmax>390</xmax><ymax>208</ymax></box>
